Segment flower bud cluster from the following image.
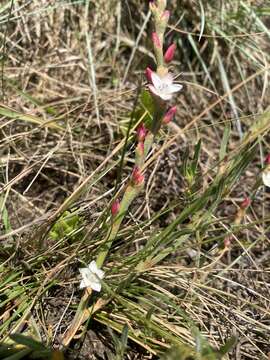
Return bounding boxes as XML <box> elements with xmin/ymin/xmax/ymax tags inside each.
<box><xmin>111</xmin><ymin>0</ymin><xmax>178</xmax><ymax>226</ymax></box>
<box><xmin>146</xmin><ymin>1</ymin><xmax>182</xmax><ymax>133</ymax></box>
<box><xmin>150</xmin><ymin>1</ymin><xmax>169</xmax><ymax>37</ymax></box>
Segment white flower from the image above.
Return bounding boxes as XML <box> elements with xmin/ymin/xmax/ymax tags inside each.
<box><xmin>149</xmin><ymin>72</ymin><xmax>182</xmax><ymax>101</ymax></box>
<box><xmin>262</xmin><ymin>168</ymin><xmax>270</xmax><ymax>187</ymax></box>
<box><xmin>79</xmin><ymin>260</ymin><xmax>104</xmax><ymax>292</ymax></box>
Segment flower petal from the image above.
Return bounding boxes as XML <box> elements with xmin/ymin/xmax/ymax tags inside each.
<box><xmin>96</xmin><ymin>268</ymin><xmax>105</xmax><ymax>279</ymax></box>
<box><xmin>91</xmin><ymin>281</ymin><xmax>102</xmax><ymax>292</ymax></box>
<box><xmin>149</xmin><ymin>85</ymin><xmax>161</xmax><ymax>97</ymax></box>
<box><xmin>79</xmin><ymin>279</ymin><xmax>86</xmax><ymax>289</ymax></box>
<box><xmin>88</xmin><ymin>260</ymin><xmax>98</xmax><ymax>273</ymax></box>
<box><xmin>159</xmin><ymin>93</ymin><xmax>172</xmax><ymax>100</ymax></box>
<box><xmin>162</xmin><ymin>73</ymin><xmax>173</xmax><ymax>85</ymax></box>
<box><xmin>79</xmin><ymin>267</ymin><xmax>90</xmax><ymax>277</ymax></box>
<box><xmin>262</xmin><ymin>171</ymin><xmax>270</xmax><ymax>187</ymax></box>
<box><xmin>151</xmin><ymin>72</ymin><xmax>163</xmax><ymax>89</ymax></box>
<box><xmin>79</xmin><ymin>268</ymin><xmax>93</xmax><ymax>288</ymax></box>
<box><xmin>168</xmin><ymin>84</ymin><xmax>183</xmax><ymax>93</ymax></box>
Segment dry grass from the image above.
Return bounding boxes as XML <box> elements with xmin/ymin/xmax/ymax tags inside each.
<box><xmin>0</xmin><ymin>0</ymin><xmax>270</xmax><ymax>359</ymax></box>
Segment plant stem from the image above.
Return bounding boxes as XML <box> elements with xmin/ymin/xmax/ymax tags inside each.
<box><xmin>96</xmin><ymin>184</ymin><xmax>141</xmax><ymax>268</ymax></box>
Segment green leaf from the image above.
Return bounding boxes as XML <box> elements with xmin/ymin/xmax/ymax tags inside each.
<box><xmin>120</xmin><ymin>324</ymin><xmax>129</xmax><ymax>351</ymax></box>
<box><xmin>218</xmin><ymin>336</ymin><xmax>237</xmax><ymax>355</ymax></box>
<box><xmin>29</xmin><ymin>349</ymin><xmax>52</xmax><ymax>359</ymax></box>
<box><xmin>49</xmin><ymin>211</ymin><xmax>83</xmax><ymax>242</ymax></box>
<box><xmin>160</xmin><ymin>344</ymin><xmax>195</xmax><ymax>360</ymax></box>
<box><xmin>9</xmin><ymin>334</ymin><xmax>46</xmax><ymax>351</ymax></box>
<box><xmin>3</xmin><ymin>348</ymin><xmax>32</xmax><ymax>360</ymax></box>
<box><xmin>219</xmin><ymin>123</ymin><xmax>231</xmax><ymax>161</ymax></box>
<box><xmin>191</xmin><ymin>139</ymin><xmax>202</xmax><ymax>175</ymax></box>
<box><xmin>133</xmin><ymin>90</ymin><xmax>155</xmax><ymax>130</ymax></box>
<box><xmin>0</xmin><ymin>106</ymin><xmax>63</xmax><ymax>131</ymax></box>
<box><xmin>198</xmin><ymin>0</ymin><xmax>205</xmax><ymax>42</ymax></box>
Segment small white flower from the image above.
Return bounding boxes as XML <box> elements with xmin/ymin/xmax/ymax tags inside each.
<box><xmin>79</xmin><ymin>260</ymin><xmax>104</xmax><ymax>292</ymax></box>
<box><xmin>149</xmin><ymin>72</ymin><xmax>182</xmax><ymax>101</ymax></box>
<box><xmin>262</xmin><ymin>168</ymin><xmax>270</xmax><ymax>187</ymax></box>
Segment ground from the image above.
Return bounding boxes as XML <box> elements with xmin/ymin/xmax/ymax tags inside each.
<box><xmin>0</xmin><ymin>0</ymin><xmax>270</xmax><ymax>359</ymax></box>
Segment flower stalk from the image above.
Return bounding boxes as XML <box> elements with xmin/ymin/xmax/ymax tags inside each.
<box><xmin>96</xmin><ymin>0</ymin><xmax>183</xmax><ymax>267</ymax></box>
<box><xmin>63</xmin><ymin>0</ymin><xmax>183</xmax><ymax>347</ymax></box>
<box><xmin>96</xmin><ymin>183</ymin><xmax>140</xmax><ymax>268</ymax></box>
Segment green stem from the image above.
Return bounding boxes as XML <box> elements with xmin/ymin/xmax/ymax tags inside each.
<box><xmin>96</xmin><ymin>184</ymin><xmax>142</xmax><ymax>268</ymax></box>
<box><xmin>154</xmin><ymin>43</ymin><xmax>164</xmax><ymax>68</ymax></box>
<box><xmin>97</xmin><ymin>132</ymin><xmax>155</xmax><ymax>268</ymax></box>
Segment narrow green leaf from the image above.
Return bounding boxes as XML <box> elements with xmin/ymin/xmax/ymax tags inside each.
<box><xmin>191</xmin><ymin>139</ymin><xmax>202</xmax><ymax>175</ymax></box>
<box><xmin>0</xmin><ymin>106</ymin><xmax>63</xmax><ymax>130</ymax></box>
<box><xmin>218</xmin><ymin>336</ymin><xmax>237</xmax><ymax>355</ymax></box>
<box><xmin>3</xmin><ymin>348</ymin><xmax>32</xmax><ymax>360</ymax></box>
<box><xmin>9</xmin><ymin>334</ymin><xmax>46</xmax><ymax>351</ymax></box>
<box><xmin>198</xmin><ymin>0</ymin><xmax>205</xmax><ymax>42</ymax></box>
<box><xmin>219</xmin><ymin>122</ymin><xmax>231</xmax><ymax>161</ymax></box>
<box><xmin>120</xmin><ymin>324</ymin><xmax>129</xmax><ymax>349</ymax></box>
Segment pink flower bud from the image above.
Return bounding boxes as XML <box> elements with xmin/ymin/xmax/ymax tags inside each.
<box><xmin>137</xmin><ymin>123</ymin><xmax>147</xmax><ymax>142</ymax></box>
<box><xmin>145</xmin><ymin>67</ymin><xmax>153</xmax><ymax>83</ymax></box>
<box><xmin>111</xmin><ymin>199</ymin><xmax>120</xmax><ymax>216</ymax></box>
<box><xmin>152</xmin><ymin>32</ymin><xmax>161</xmax><ymax>48</ymax></box>
<box><xmin>240</xmin><ymin>197</ymin><xmax>251</xmax><ymax>209</ymax></box>
<box><xmin>265</xmin><ymin>154</ymin><xmax>270</xmax><ymax>165</ymax></box>
<box><xmin>131</xmin><ymin>166</ymin><xmax>144</xmax><ymax>186</ymax></box>
<box><xmin>163</xmin><ymin>106</ymin><xmax>177</xmax><ymax>124</ymax></box>
<box><xmin>164</xmin><ymin>43</ymin><xmax>176</xmax><ymax>63</ymax></box>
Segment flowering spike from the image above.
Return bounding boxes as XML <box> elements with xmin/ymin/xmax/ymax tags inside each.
<box><xmin>164</xmin><ymin>43</ymin><xmax>176</xmax><ymax>63</ymax></box>
<box><xmin>111</xmin><ymin>199</ymin><xmax>120</xmax><ymax>216</ymax></box>
<box><xmin>240</xmin><ymin>197</ymin><xmax>251</xmax><ymax>209</ymax></box>
<box><xmin>163</xmin><ymin>106</ymin><xmax>177</xmax><ymax>124</ymax></box>
<box><xmin>152</xmin><ymin>32</ymin><xmax>161</xmax><ymax>48</ymax></box>
<box><xmin>131</xmin><ymin>166</ymin><xmax>144</xmax><ymax>186</ymax></box>
<box><xmin>145</xmin><ymin>67</ymin><xmax>153</xmax><ymax>83</ymax></box>
<box><xmin>137</xmin><ymin>123</ymin><xmax>147</xmax><ymax>142</ymax></box>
